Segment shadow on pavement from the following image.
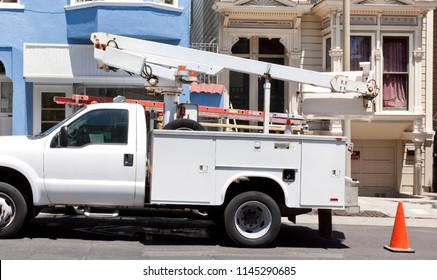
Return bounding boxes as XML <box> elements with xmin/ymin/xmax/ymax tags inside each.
<box><xmin>16</xmin><ymin>209</ymin><xmax>349</xmax><ymax>250</ymax></box>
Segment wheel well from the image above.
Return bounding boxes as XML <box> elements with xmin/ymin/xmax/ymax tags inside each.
<box><xmin>224</xmin><ymin>177</ymin><xmax>285</xmax><ymax>209</ymax></box>
<box><xmin>0</xmin><ymin>167</ymin><xmax>33</xmax><ymax>211</ymax></box>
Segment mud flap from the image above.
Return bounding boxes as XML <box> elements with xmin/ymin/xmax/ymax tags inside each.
<box><xmin>318</xmin><ymin>209</ymin><xmax>332</xmax><ymax>239</ymax></box>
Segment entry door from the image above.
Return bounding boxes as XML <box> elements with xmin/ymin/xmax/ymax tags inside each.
<box><xmin>43</xmin><ymin>107</ymin><xmax>138</xmax><ymax>206</ymax></box>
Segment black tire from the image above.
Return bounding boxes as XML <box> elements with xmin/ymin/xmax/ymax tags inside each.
<box><xmin>0</xmin><ymin>182</ymin><xmax>28</xmax><ymax>238</ymax></box>
<box><xmin>224</xmin><ymin>191</ymin><xmax>281</xmax><ymax>247</ymax></box>
<box><xmin>163</xmin><ymin>119</ymin><xmax>204</xmax><ymax>131</ymax></box>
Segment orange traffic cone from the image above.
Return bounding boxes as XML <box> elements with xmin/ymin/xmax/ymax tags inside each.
<box><xmin>384</xmin><ymin>202</ymin><xmax>415</xmax><ymax>253</ymax></box>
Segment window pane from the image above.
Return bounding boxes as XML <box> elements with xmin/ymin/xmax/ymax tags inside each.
<box><xmin>67</xmin><ymin>109</ymin><xmax>129</xmax><ymax>147</ymax></box>
<box><xmin>383</xmin><ymin>38</ymin><xmax>408</xmax><ymax>72</ymax></box>
<box><xmin>350</xmin><ymin>36</ymin><xmax>371</xmax><ymax>71</ymax></box>
<box><xmin>232</xmin><ymin>38</ymin><xmax>249</xmax><ymax>54</ymax></box>
<box><xmin>229</xmin><ymin>71</ymin><xmax>249</xmax><ymax>110</ymax></box>
<box><xmin>383</xmin><ymin>37</ymin><xmax>408</xmax><ymax>109</ymax></box>
<box><xmin>383</xmin><ymin>74</ymin><xmax>408</xmax><ymax>109</ymax></box>
<box><xmin>0</xmin><ymin>61</ymin><xmax>5</xmax><ymax>75</ymax></box>
<box><xmin>1</xmin><ymin>82</ymin><xmax>12</xmax><ymax>113</ymax></box>
<box><xmin>325</xmin><ymin>37</ymin><xmax>331</xmax><ymax>72</ymax></box>
<box><xmin>258</xmin><ymin>57</ymin><xmax>284</xmax><ymax>113</ymax></box>
<box><xmin>259</xmin><ymin>38</ymin><xmax>284</xmax><ymax>55</ymax></box>
<box><xmin>41</xmin><ymin>92</ymin><xmax>65</xmax><ymax>132</ymax></box>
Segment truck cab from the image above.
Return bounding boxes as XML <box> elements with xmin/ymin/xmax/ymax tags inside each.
<box><xmin>42</xmin><ymin>103</ymin><xmax>147</xmax><ymax>207</ymax></box>
<box><xmin>0</xmin><ymin>103</ymin><xmax>147</xmax><ymax>238</ymax></box>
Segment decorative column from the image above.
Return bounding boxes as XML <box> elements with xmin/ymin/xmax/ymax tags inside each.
<box><xmin>412</xmin><ymin>118</ymin><xmax>425</xmax><ymax>195</ymax></box>
<box><xmin>288</xmin><ymin>51</ymin><xmax>301</xmax><ymax>115</ymax></box>
<box><xmin>330</xmin><ymin>10</ymin><xmax>343</xmax><ymax>72</ymax></box>
<box><xmin>280</xmin><ymin>30</ymin><xmax>300</xmax><ymax>115</ymax></box>
<box><xmin>218</xmin><ymin>10</ymin><xmax>241</xmax><ymax>110</ymax></box>
<box><xmin>329</xmin><ymin>119</ymin><xmax>343</xmax><ymax>135</ymax></box>
<box><xmin>374</xmin><ymin>49</ymin><xmax>382</xmax><ymax>110</ymax></box>
<box><xmin>328</xmin><ymin>48</ymin><xmax>343</xmax><ymax>134</ymax></box>
<box><xmin>411</xmin><ymin>14</ymin><xmax>425</xmax><ymax>193</ymax></box>
<box><xmin>413</xmin><ymin>49</ymin><xmax>425</xmax><ymax>114</ymax></box>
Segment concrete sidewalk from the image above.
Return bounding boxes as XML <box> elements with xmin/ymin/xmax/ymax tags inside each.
<box><xmin>294</xmin><ymin>192</ymin><xmax>437</xmax><ymax>228</ymax></box>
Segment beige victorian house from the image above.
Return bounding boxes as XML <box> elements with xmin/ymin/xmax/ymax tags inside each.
<box><xmin>191</xmin><ymin>0</ymin><xmax>437</xmax><ymax>197</ymax></box>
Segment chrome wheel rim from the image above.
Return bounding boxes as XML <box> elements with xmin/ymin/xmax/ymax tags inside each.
<box><xmin>0</xmin><ymin>193</ymin><xmax>15</xmax><ymax>228</ymax></box>
<box><xmin>234</xmin><ymin>201</ymin><xmax>272</xmax><ymax>239</ymax></box>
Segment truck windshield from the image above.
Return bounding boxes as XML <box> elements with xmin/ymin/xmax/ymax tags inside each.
<box><xmin>29</xmin><ymin>107</ymin><xmax>87</xmax><ymax>139</ymax></box>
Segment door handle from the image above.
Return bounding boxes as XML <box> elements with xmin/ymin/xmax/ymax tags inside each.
<box><xmin>124</xmin><ymin>154</ymin><xmax>134</xmax><ymax>167</ymax></box>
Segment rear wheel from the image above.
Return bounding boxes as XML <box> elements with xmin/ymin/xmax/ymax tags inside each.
<box><xmin>224</xmin><ymin>191</ymin><xmax>281</xmax><ymax>247</ymax></box>
<box><xmin>0</xmin><ymin>182</ymin><xmax>27</xmax><ymax>238</ymax></box>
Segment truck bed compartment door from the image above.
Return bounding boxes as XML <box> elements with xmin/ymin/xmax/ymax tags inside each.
<box><xmin>150</xmin><ymin>132</ymin><xmax>215</xmax><ymax>205</ymax></box>
<box><xmin>300</xmin><ymin>140</ymin><xmax>346</xmax><ymax>207</ymax></box>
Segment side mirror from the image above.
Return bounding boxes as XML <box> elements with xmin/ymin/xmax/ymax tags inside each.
<box><xmin>59</xmin><ymin>126</ymin><xmax>69</xmax><ymax>147</ymax></box>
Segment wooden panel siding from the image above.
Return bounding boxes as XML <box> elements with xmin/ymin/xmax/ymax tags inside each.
<box><xmin>300</xmin><ymin>14</ymin><xmax>323</xmax><ymax>71</ymax></box>
<box><xmin>421</xmin><ymin>16</ymin><xmax>427</xmax><ymax>115</ymax></box>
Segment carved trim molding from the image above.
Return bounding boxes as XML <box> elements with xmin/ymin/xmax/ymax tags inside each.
<box><xmin>329</xmin><ymin>48</ymin><xmax>343</xmax><ymax>58</ymax></box>
<box><xmin>288</xmin><ymin>52</ymin><xmax>302</xmax><ymax>61</ymax></box>
<box><xmin>322</xmin><ymin>18</ymin><xmax>330</xmax><ymax>29</ymax></box>
<box><xmin>381</xmin><ymin>16</ymin><xmax>417</xmax><ymax>26</ymax></box>
<box><xmin>228</xmin><ymin>19</ymin><xmax>293</xmax><ymax>29</ymax></box>
<box><xmin>374</xmin><ymin>49</ymin><xmax>382</xmax><ymax>61</ymax></box>
<box><xmin>221</xmin><ymin>28</ymin><xmax>295</xmax><ymax>53</ymax></box>
<box><xmin>413</xmin><ymin>49</ymin><xmax>425</xmax><ymax>61</ymax></box>
<box><xmin>350</xmin><ymin>15</ymin><xmax>377</xmax><ymax>25</ymax></box>
<box><xmin>356</xmin><ymin>0</ymin><xmax>407</xmax><ymax>4</ymax></box>
<box><xmin>241</xmin><ymin>0</ymin><xmax>288</xmax><ymax>6</ymax></box>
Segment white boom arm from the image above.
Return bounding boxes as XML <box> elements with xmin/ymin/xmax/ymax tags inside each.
<box><xmin>90</xmin><ymin>32</ymin><xmax>378</xmax><ymax>132</ymax></box>
<box><xmin>90</xmin><ymin>32</ymin><xmax>377</xmax><ymax>98</ymax></box>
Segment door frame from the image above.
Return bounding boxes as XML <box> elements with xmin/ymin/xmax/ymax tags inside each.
<box><xmin>33</xmin><ymin>84</ymin><xmax>73</xmax><ymax>135</ymax></box>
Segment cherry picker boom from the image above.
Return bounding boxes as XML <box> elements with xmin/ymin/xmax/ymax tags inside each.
<box><xmin>89</xmin><ymin>32</ymin><xmax>378</xmax><ymax>133</ymax></box>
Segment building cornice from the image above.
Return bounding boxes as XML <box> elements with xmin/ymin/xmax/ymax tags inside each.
<box><xmin>312</xmin><ymin>0</ymin><xmax>437</xmax><ymax>19</ymax></box>
<box><xmin>64</xmin><ymin>1</ymin><xmax>183</xmax><ymax>13</ymax></box>
<box><xmin>213</xmin><ymin>1</ymin><xmax>312</xmax><ymax>29</ymax></box>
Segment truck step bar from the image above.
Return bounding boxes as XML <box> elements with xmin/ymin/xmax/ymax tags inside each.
<box><xmin>83</xmin><ymin>207</ymin><xmax>120</xmax><ymax>218</ymax></box>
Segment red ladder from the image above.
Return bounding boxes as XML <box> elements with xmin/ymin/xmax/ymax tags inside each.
<box><xmin>54</xmin><ymin>94</ymin><xmax>304</xmax><ymax>125</ymax></box>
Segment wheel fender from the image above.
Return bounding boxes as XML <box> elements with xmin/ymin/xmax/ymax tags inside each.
<box><xmin>217</xmin><ymin>172</ymin><xmax>289</xmax><ymax>206</ymax></box>
<box><xmin>0</xmin><ymin>156</ymin><xmax>49</xmax><ymax>206</ymax></box>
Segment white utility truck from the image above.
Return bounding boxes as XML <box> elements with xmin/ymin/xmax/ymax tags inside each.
<box><xmin>0</xmin><ymin>33</ymin><xmax>377</xmax><ymax>247</ymax></box>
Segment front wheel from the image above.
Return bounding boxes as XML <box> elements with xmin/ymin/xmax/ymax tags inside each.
<box><xmin>0</xmin><ymin>182</ymin><xmax>27</xmax><ymax>238</ymax></box>
<box><xmin>224</xmin><ymin>191</ymin><xmax>281</xmax><ymax>247</ymax></box>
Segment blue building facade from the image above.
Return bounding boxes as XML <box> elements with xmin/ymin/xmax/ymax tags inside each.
<box><xmin>0</xmin><ymin>0</ymin><xmax>191</xmax><ymax>135</ymax></box>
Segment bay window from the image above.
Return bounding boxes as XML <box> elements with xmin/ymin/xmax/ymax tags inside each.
<box><xmin>72</xmin><ymin>0</ymin><xmax>177</xmax><ymax>5</ymax></box>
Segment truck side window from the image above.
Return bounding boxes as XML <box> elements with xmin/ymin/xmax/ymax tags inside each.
<box><xmin>66</xmin><ymin>109</ymin><xmax>128</xmax><ymax>147</ymax></box>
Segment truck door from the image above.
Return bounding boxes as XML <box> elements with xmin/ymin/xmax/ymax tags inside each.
<box><xmin>43</xmin><ymin>107</ymin><xmax>137</xmax><ymax>206</ymax></box>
